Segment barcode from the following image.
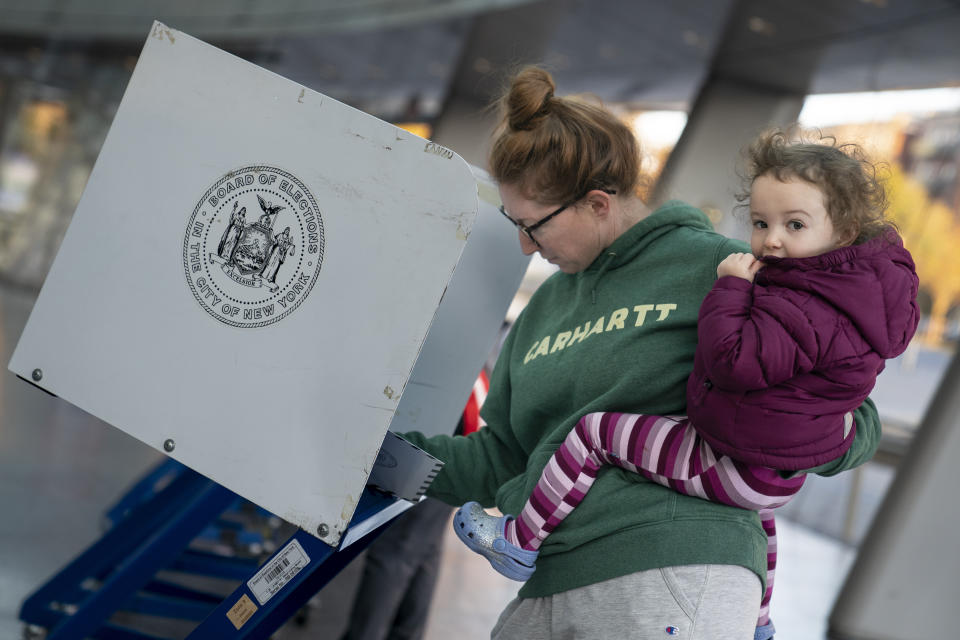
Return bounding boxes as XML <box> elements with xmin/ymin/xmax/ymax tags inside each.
<box><xmin>248</xmin><ymin>539</ymin><xmax>309</xmax><ymax>606</ymax></box>
<box><xmin>264</xmin><ymin>556</ymin><xmax>291</xmax><ymax>583</ymax></box>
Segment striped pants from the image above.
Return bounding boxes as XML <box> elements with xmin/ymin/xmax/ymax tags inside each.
<box><xmin>507</xmin><ymin>412</ymin><xmax>807</xmax><ymax>628</ymax></box>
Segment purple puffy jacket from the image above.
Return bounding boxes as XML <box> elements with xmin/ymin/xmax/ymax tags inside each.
<box><xmin>687</xmin><ymin>229</ymin><xmax>919</xmax><ymax>470</ymax></box>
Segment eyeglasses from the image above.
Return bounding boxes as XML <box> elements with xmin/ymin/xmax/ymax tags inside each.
<box><xmin>499</xmin><ymin>189</ymin><xmax>616</xmax><ymax>248</ymax></box>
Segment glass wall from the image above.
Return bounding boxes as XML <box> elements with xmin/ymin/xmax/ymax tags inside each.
<box><xmin>0</xmin><ymin>43</ymin><xmax>135</xmax><ymax>289</ymax></box>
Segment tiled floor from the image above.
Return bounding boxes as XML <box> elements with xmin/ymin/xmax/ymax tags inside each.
<box><xmin>0</xmin><ymin>283</ymin><xmax>902</xmax><ymax>639</ymax></box>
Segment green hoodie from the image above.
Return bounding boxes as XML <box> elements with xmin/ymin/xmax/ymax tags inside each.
<box><xmin>402</xmin><ymin>201</ymin><xmax>879</xmax><ymax>598</ymax></box>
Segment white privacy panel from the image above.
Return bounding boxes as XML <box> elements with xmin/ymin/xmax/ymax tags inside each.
<box><xmin>8</xmin><ymin>22</ymin><xmax>477</xmax><ymax>547</ymax></box>
<box><xmin>389</xmin><ymin>167</ymin><xmax>530</xmax><ymax>437</ymax></box>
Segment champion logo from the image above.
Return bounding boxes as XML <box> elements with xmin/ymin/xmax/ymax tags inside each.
<box><xmin>665</xmin><ymin>626</ymin><xmax>679</xmax><ymax>636</ymax></box>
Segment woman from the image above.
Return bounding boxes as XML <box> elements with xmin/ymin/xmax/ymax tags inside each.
<box><xmin>399</xmin><ymin>67</ymin><xmax>880</xmax><ymax>639</ymax></box>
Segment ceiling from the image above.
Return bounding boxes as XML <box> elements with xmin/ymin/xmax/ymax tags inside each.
<box><xmin>1</xmin><ymin>0</ymin><xmax>959</xmax><ymax>122</ymax></box>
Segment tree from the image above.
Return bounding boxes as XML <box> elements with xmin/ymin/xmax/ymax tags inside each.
<box><xmin>887</xmin><ymin>166</ymin><xmax>960</xmax><ymax>345</ymax></box>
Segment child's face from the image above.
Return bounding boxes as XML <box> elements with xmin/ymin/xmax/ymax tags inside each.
<box><xmin>749</xmin><ymin>174</ymin><xmax>843</xmax><ymax>259</ymax></box>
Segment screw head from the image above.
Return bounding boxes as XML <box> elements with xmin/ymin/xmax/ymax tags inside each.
<box><xmin>317</xmin><ymin>523</ymin><xmax>329</xmax><ymax>537</ymax></box>
<box><xmin>31</xmin><ymin>369</ymin><xmax>42</xmax><ymax>381</ymax></box>
<box><xmin>163</xmin><ymin>439</ymin><xmax>176</xmax><ymax>452</ymax></box>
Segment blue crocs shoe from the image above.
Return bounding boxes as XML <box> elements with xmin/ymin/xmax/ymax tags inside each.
<box><xmin>453</xmin><ymin>501</ymin><xmax>538</xmax><ymax>581</ymax></box>
<box><xmin>754</xmin><ymin>621</ymin><xmax>775</xmax><ymax>640</ymax></box>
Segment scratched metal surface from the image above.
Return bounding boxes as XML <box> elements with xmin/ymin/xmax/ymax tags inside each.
<box><xmin>8</xmin><ymin>22</ymin><xmax>477</xmax><ymax>547</ymax></box>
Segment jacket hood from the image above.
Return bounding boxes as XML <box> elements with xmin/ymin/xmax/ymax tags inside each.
<box><xmin>584</xmin><ymin>200</ymin><xmax>716</xmax><ymax>273</ymax></box>
<box><xmin>757</xmin><ymin>228</ymin><xmax>919</xmax><ymax>358</ymax></box>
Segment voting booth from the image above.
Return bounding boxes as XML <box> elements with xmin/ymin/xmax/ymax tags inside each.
<box><xmin>10</xmin><ymin>22</ymin><xmax>530</xmax><ymax>639</ymax></box>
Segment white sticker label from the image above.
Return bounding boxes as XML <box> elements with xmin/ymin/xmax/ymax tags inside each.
<box><xmin>247</xmin><ymin>539</ymin><xmax>311</xmax><ymax>605</ymax></box>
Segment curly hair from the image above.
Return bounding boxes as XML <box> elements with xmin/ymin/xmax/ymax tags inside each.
<box><xmin>487</xmin><ymin>66</ymin><xmax>644</xmax><ymax>204</ymax></box>
<box><xmin>736</xmin><ymin>128</ymin><xmax>892</xmax><ymax>244</ymax></box>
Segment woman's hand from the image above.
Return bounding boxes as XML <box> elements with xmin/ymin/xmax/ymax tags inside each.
<box><xmin>717</xmin><ymin>253</ymin><xmax>762</xmax><ymax>282</ymax></box>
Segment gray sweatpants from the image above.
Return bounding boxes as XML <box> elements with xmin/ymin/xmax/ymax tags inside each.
<box><xmin>491</xmin><ymin>564</ymin><xmax>760</xmax><ymax>640</ymax></box>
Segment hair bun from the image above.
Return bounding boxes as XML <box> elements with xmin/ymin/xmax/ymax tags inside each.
<box><xmin>505</xmin><ymin>67</ymin><xmax>556</xmax><ymax>131</ymax></box>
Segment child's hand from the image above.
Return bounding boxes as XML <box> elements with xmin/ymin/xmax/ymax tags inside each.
<box><xmin>717</xmin><ymin>253</ymin><xmax>762</xmax><ymax>282</ymax></box>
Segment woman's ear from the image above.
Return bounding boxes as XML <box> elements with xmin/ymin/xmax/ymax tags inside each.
<box><xmin>585</xmin><ymin>189</ymin><xmax>613</xmax><ymax>219</ymax></box>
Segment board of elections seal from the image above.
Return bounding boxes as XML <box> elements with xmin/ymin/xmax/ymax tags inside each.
<box><xmin>183</xmin><ymin>166</ymin><xmax>325</xmax><ymax>328</ymax></box>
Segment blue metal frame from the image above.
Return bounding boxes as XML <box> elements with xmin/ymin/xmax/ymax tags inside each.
<box><xmin>102</xmin><ymin>458</ymin><xmax>187</xmax><ymax>527</ymax></box>
<box><xmin>103</xmin><ymin>459</ymin><xmax>276</xmax><ymax>550</ymax></box>
<box><xmin>186</xmin><ymin>489</ymin><xmax>399</xmax><ymax>638</ymax></box>
<box><xmin>19</xmin><ymin>462</ymin><xmax>404</xmax><ymax>639</ymax></box>
<box><xmin>20</xmin><ymin>467</ymin><xmax>238</xmax><ymax>639</ymax></box>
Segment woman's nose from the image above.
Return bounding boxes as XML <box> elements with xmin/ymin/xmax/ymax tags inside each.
<box><xmin>519</xmin><ymin>230</ymin><xmax>538</xmax><ymax>255</ymax></box>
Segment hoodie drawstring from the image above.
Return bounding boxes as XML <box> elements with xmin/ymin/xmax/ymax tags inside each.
<box><xmin>591</xmin><ymin>251</ymin><xmax>618</xmax><ymax>304</ymax></box>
